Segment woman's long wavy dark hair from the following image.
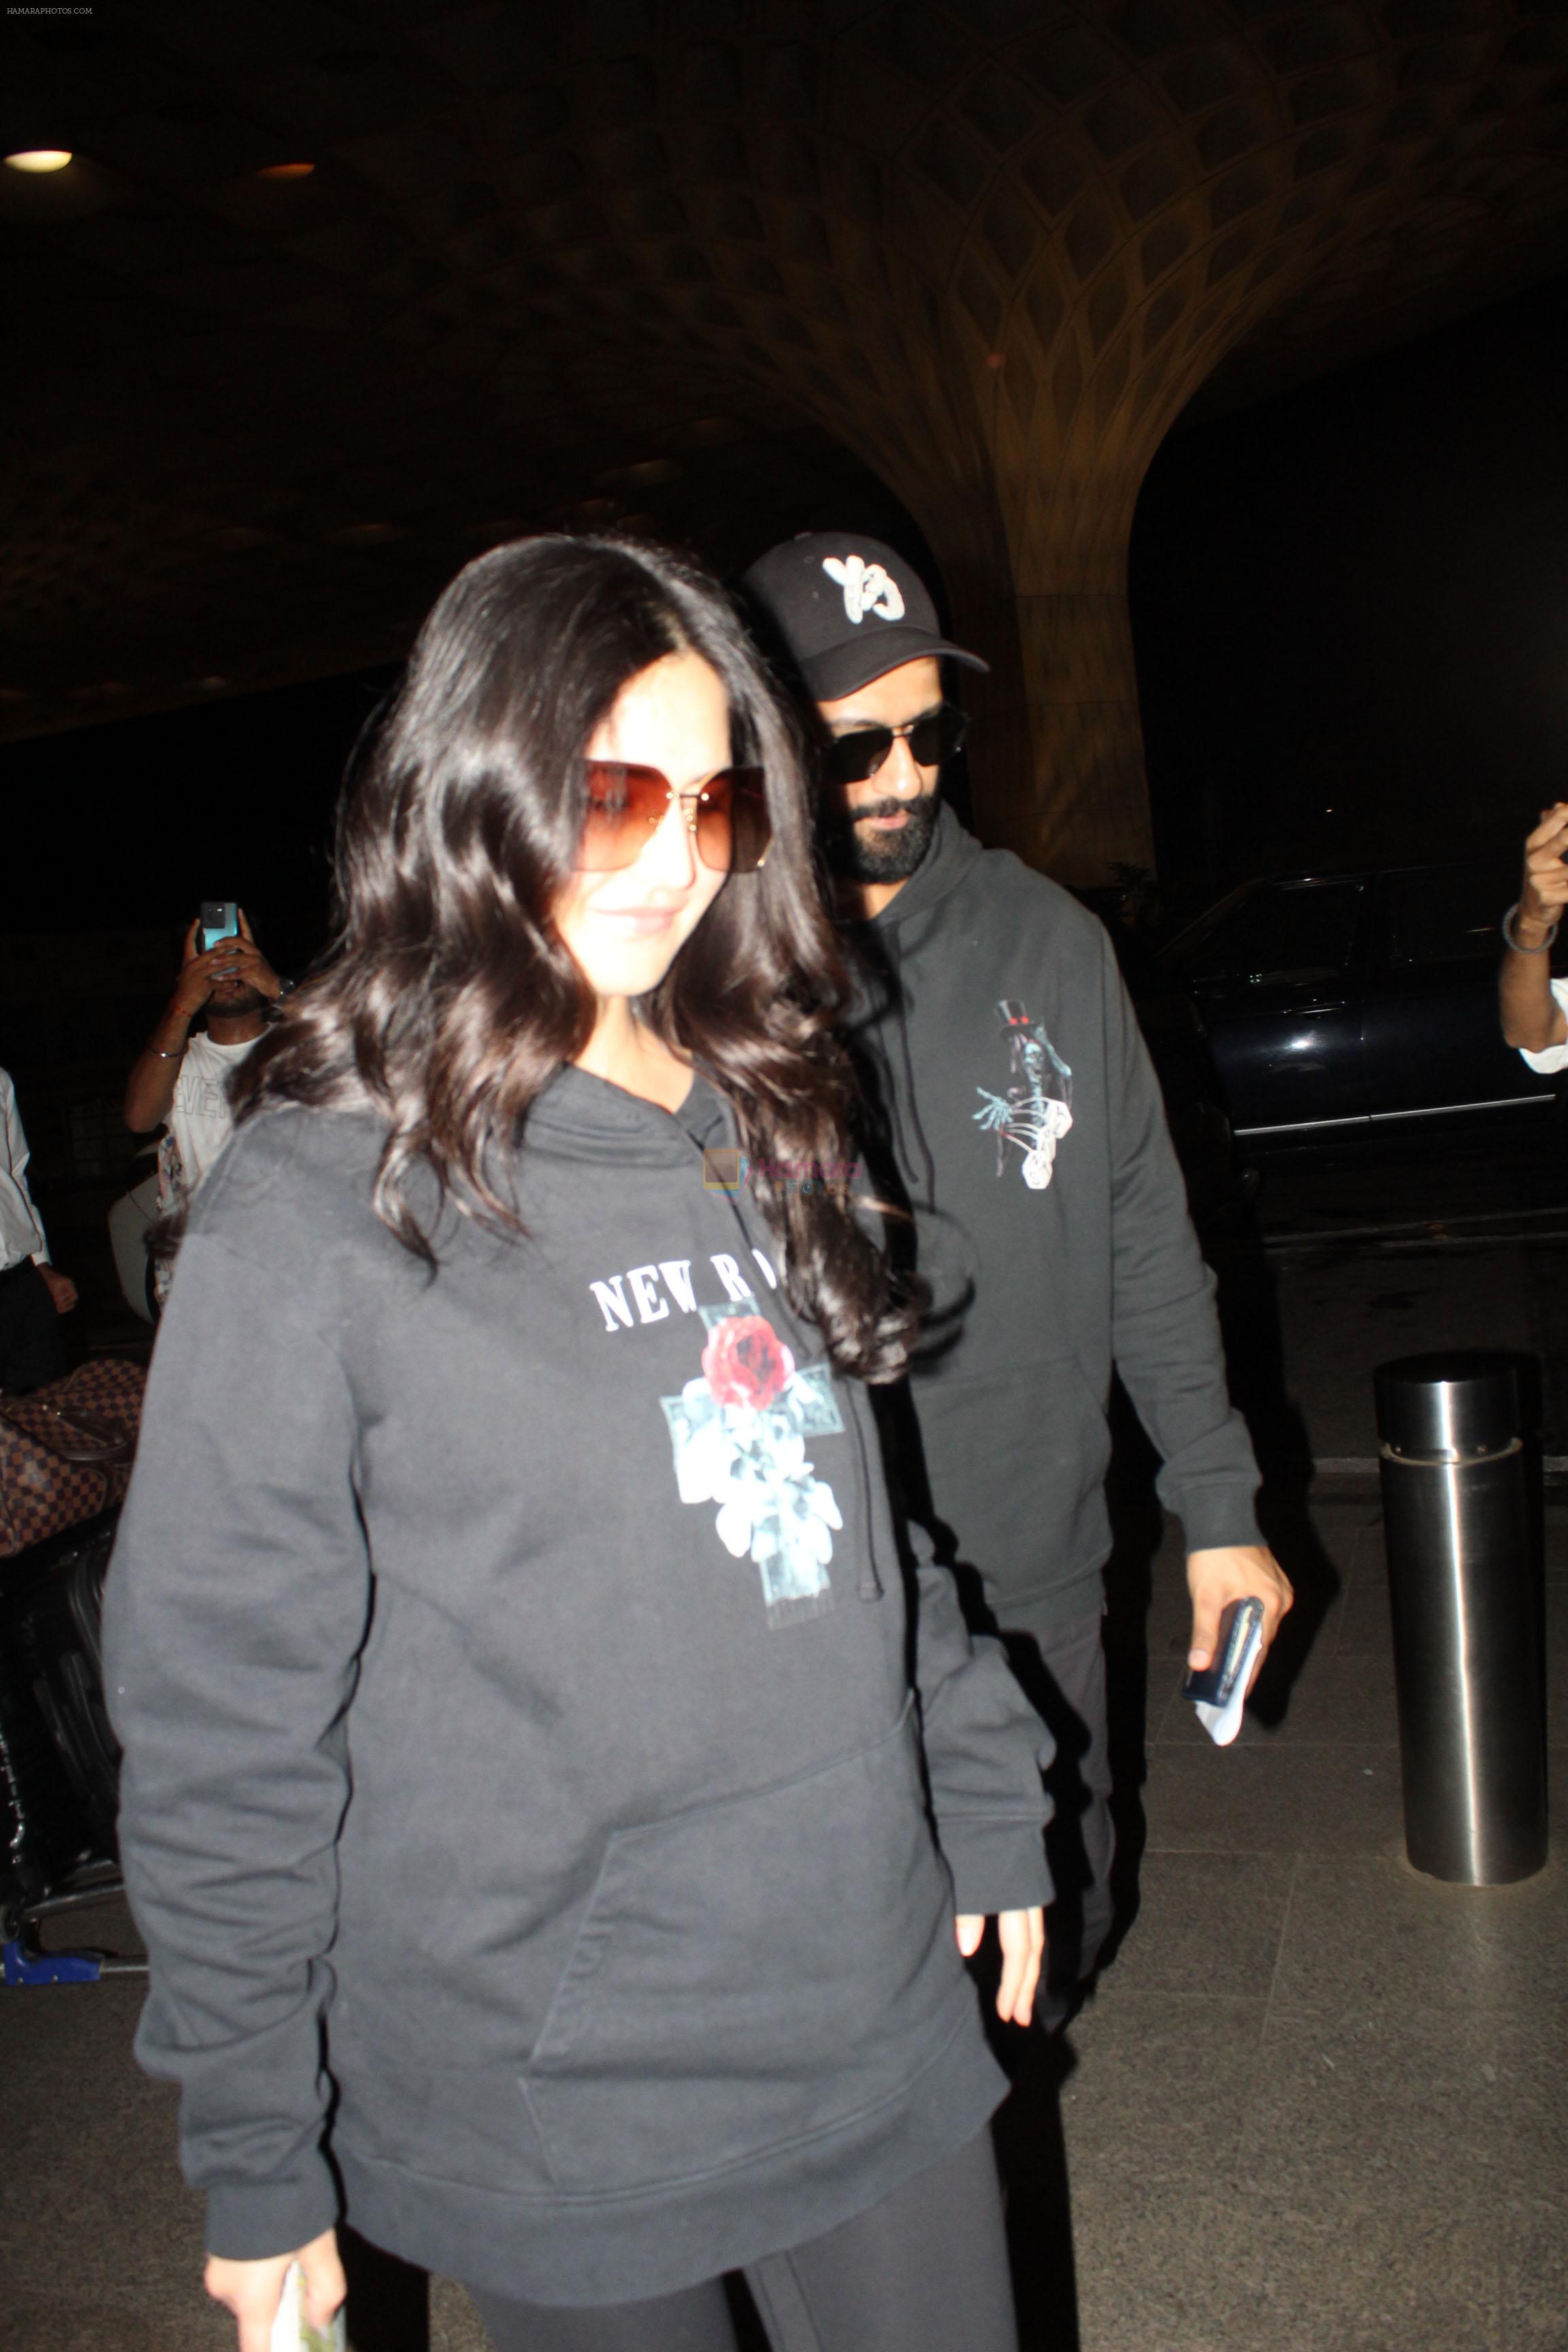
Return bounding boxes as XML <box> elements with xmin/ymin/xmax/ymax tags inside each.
<box><xmin>233</xmin><ymin>533</ymin><xmax>911</xmax><ymax>1382</ymax></box>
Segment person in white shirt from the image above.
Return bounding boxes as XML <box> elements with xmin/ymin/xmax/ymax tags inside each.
<box><xmin>1499</xmin><ymin>804</ymin><xmax>1568</xmax><ymax>1073</ymax></box>
<box><xmin>1</xmin><ymin>1066</ymin><xmax>78</xmax><ymax>1392</ymax></box>
<box><xmin>124</xmin><ymin>910</ymin><xmax>289</xmax><ymax>1209</ymax></box>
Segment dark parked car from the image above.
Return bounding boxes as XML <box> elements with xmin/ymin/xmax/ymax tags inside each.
<box><xmin>1073</xmin><ymin>879</ymin><xmax>1247</xmax><ymax>1224</ymax></box>
<box><xmin>1157</xmin><ymin>860</ymin><xmax>1558</xmax><ymax>1147</ymax></box>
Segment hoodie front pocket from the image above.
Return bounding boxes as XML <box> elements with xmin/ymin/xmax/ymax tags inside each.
<box><xmin>519</xmin><ymin>1699</ymin><xmax>958</xmax><ymax>2197</ymax></box>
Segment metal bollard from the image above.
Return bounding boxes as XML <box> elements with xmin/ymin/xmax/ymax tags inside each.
<box><xmin>1374</xmin><ymin>1352</ymin><xmax>1548</xmax><ymax>1885</ymax></box>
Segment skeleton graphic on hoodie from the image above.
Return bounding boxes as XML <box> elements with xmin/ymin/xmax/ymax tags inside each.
<box><xmin>973</xmin><ymin>999</ymin><xmax>1073</xmax><ymax>1191</ymax></box>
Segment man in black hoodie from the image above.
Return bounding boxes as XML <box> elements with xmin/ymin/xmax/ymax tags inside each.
<box><xmin>741</xmin><ymin>534</ymin><xmax>1292</xmax><ymax>2014</ymax></box>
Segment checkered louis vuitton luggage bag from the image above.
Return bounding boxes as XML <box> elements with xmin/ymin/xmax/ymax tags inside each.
<box><xmin>0</xmin><ymin>1358</ymin><xmax>146</xmax><ymax>1559</ymax></box>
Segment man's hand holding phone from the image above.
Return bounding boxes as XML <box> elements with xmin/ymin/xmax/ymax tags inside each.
<box><xmin>1183</xmin><ymin>1599</ymin><xmax>1267</xmax><ymax>1745</ymax></box>
<box><xmin>1186</xmin><ymin>1544</ymin><xmax>1292</xmax><ymax>1684</ymax></box>
<box><xmin>176</xmin><ymin>907</ymin><xmax>282</xmax><ymax>1015</ymax></box>
<box><xmin>218</xmin><ymin>909</ymin><xmax>282</xmax><ymax>1005</ymax></box>
<box><xmin>174</xmin><ymin>917</ymin><xmax>242</xmax><ymax>1016</ymax></box>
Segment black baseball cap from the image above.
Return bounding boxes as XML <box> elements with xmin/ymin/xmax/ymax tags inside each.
<box><xmin>739</xmin><ymin>532</ymin><xmax>989</xmax><ymax>701</ymax></box>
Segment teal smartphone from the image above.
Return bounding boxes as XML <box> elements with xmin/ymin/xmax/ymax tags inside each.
<box><xmin>199</xmin><ymin>900</ymin><xmax>238</xmax><ymax>952</ymax></box>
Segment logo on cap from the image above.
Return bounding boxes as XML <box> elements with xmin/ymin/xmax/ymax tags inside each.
<box><xmin>822</xmin><ymin>554</ymin><xmax>905</xmax><ymax>627</ymax></box>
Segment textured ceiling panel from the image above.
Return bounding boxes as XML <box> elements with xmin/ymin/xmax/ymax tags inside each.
<box><xmin>3</xmin><ymin>0</ymin><xmax>1568</xmax><ymax>876</ymax></box>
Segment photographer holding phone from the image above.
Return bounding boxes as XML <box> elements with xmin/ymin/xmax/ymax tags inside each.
<box><xmin>125</xmin><ymin>907</ymin><xmax>289</xmax><ymax>1205</ymax></box>
<box><xmin>1499</xmin><ymin>802</ymin><xmax>1568</xmax><ymax>1066</ymax></box>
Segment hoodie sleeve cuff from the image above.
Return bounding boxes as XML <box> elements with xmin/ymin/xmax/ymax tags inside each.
<box><xmin>938</xmin><ymin>1813</ymin><xmax>1053</xmax><ymax>1917</ymax></box>
<box><xmin>1177</xmin><ymin>1488</ymin><xmax>1264</xmax><ymax>1557</ymax></box>
<box><xmin>203</xmin><ymin>2161</ymin><xmax>340</xmax><ymax>2263</ymax></box>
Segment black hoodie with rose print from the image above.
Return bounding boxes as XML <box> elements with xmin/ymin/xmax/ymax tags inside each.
<box><xmin>104</xmin><ymin>1066</ymin><xmax>1051</xmax><ymax>2309</ymax></box>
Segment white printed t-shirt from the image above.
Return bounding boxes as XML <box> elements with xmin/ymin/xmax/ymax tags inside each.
<box><xmin>166</xmin><ymin>1032</ymin><xmax>261</xmax><ymax>1194</ymax></box>
<box><xmin>1518</xmin><ymin>976</ymin><xmax>1568</xmax><ymax>1075</ymax></box>
<box><xmin>1</xmin><ymin>1067</ymin><xmax>49</xmax><ymax>1273</ymax></box>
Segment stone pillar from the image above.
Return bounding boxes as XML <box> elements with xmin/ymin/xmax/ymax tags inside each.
<box><xmin>968</xmin><ymin>583</ymin><xmax>1153</xmax><ymax>886</ymax></box>
<box><xmin>881</xmin><ymin>392</ymin><xmax>1162</xmax><ymax>888</ymax></box>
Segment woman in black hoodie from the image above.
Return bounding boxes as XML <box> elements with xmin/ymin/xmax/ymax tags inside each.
<box><xmin>105</xmin><ymin>537</ymin><xmax>1049</xmax><ymax>2352</ymax></box>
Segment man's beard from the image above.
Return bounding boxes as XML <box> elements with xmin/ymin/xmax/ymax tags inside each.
<box><xmin>823</xmin><ymin>787</ymin><xmax>940</xmax><ymax>884</ymax></box>
<box><xmin>207</xmin><ymin>983</ymin><xmax>269</xmax><ymax>1020</ymax></box>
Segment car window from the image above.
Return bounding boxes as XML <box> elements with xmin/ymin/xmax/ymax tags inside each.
<box><xmin>1384</xmin><ymin>866</ymin><xmax>1514</xmax><ymax>967</ymax></box>
<box><xmin>1177</xmin><ymin>882</ymin><xmax>1363</xmax><ymax>988</ymax></box>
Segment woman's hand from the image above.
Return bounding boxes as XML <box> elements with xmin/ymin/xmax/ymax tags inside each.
<box><xmin>956</xmin><ymin>1907</ymin><xmax>1046</xmax><ymax>2026</ymax></box>
<box><xmin>205</xmin><ymin>2226</ymin><xmax>344</xmax><ymax>2352</ymax></box>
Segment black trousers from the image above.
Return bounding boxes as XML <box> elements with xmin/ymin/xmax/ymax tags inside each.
<box><xmin>468</xmin><ymin>2127</ymin><xmax>1017</xmax><ymax>2352</ymax></box>
<box><xmin>0</xmin><ymin>1258</ymin><xmax>67</xmax><ymax>1394</ymax></box>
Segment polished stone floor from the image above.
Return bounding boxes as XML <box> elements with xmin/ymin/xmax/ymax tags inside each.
<box><xmin>1039</xmin><ymin>1500</ymin><xmax>1567</xmax><ymax>2352</ymax></box>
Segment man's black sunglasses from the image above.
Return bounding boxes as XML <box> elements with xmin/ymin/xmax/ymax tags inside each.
<box><xmin>821</xmin><ymin>703</ymin><xmax>970</xmax><ymax>787</ymax></box>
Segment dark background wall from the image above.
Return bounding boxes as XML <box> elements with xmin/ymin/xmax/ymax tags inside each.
<box><xmin>5</xmin><ymin>260</ymin><xmax>1566</xmax><ymax>973</ymax></box>
<box><xmin>1130</xmin><ymin>263</ymin><xmax>1568</xmax><ymax>917</ymax></box>
<box><xmin>0</xmin><ymin>669</ymin><xmax>391</xmax><ymax>981</ymax></box>
<box><xmin>0</xmin><ymin>477</ymin><xmax>946</xmax><ymax>970</ymax></box>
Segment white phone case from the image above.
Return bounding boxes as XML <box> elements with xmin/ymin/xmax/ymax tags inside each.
<box><xmin>1194</xmin><ymin>1610</ymin><xmax>1264</xmax><ymax>1746</ymax></box>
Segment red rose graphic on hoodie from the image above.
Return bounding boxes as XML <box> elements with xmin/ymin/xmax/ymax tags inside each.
<box><xmin>664</xmin><ymin>1310</ymin><xmax>843</xmax><ymax>1626</ymax></box>
<box><xmin>700</xmin><ymin>1315</ymin><xmax>796</xmax><ymax>1410</ymax></box>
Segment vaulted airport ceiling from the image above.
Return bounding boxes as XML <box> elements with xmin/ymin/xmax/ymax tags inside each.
<box><xmin>5</xmin><ymin>0</ymin><xmax>1568</xmax><ymax>877</ymax></box>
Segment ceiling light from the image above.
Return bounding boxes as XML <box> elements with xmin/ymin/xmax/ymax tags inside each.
<box><xmin>5</xmin><ymin>150</ymin><xmax>73</xmax><ymax>174</ymax></box>
<box><xmin>258</xmin><ymin>162</ymin><xmax>314</xmax><ymax>180</ymax></box>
